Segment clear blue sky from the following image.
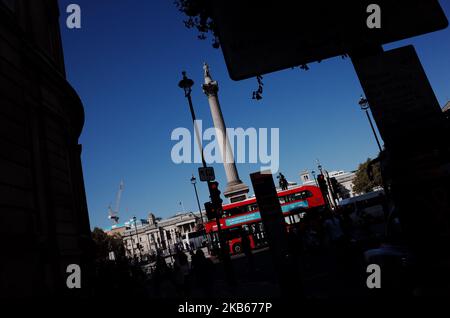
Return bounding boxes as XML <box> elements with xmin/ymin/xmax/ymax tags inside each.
<box><xmin>58</xmin><ymin>0</ymin><xmax>450</xmax><ymax>230</ymax></box>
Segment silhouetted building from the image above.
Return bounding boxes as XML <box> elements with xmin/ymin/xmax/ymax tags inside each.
<box><xmin>443</xmin><ymin>101</ymin><xmax>450</xmax><ymax>120</ymax></box>
<box><xmin>0</xmin><ymin>1</ymin><xmax>91</xmax><ymax>298</ymax></box>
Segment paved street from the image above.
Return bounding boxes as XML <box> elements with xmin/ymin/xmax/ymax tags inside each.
<box><xmin>145</xmin><ymin>244</ymin><xmax>371</xmax><ymax>301</ymax></box>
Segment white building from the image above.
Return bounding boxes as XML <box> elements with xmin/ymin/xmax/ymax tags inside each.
<box><xmin>110</xmin><ymin>211</ymin><xmax>206</xmax><ymax>260</ymax></box>
<box><xmin>300</xmin><ymin>169</ymin><xmax>357</xmax><ymax>199</ymax></box>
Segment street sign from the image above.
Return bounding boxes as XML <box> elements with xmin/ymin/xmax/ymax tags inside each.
<box><xmin>353</xmin><ymin>45</ymin><xmax>450</xmax><ymax>245</ymax></box>
<box><xmin>212</xmin><ymin>0</ymin><xmax>448</xmax><ymax>80</ymax></box>
<box><xmin>198</xmin><ymin>166</ymin><xmax>215</xmax><ymax>182</ymax></box>
<box><xmin>250</xmin><ymin>170</ymin><xmax>300</xmax><ymax>296</ymax></box>
<box><xmin>352</xmin><ymin>45</ymin><xmax>445</xmax><ymax>152</ymax></box>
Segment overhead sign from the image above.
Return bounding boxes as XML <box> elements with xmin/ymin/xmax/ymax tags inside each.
<box><xmin>198</xmin><ymin>166</ymin><xmax>215</xmax><ymax>182</ymax></box>
<box><xmin>352</xmin><ymin>45</ymin><xmax>444</xmax><ymax>151</ymax></box>
<box><xmin>212</xmin><ymin>0</ymin><xmax>448</xmax><ymax>80</ymax></box>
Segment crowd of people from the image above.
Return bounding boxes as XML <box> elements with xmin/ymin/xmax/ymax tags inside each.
<box><xmin>290</xmin><ymin>204</ymin><xmax>383</xmax><ymax>253</ymax></box>
<box><xmin>97</xmin><ymin>201</ymin><xmax>385</xmax><ymax>299</ymax></box>
<box><xmin>152</xmin><ymin>248</ymin><xmax>215</xmax><ymax>298</ymax></box>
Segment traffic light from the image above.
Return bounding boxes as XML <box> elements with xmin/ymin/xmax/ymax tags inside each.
<box><xmin>209</xmin><ymin>181</ymin><xmax>223</xmax><ymax>206</ymax></box>
<box><xmin>204</xmin><ymin>201</ymin><xmax>216</xmax><ymax>220</ymax></box>
<box><xmin>330</xmin><ymin>177</ymin><xmax>340</xmax><ymax>196</ymax></box>
<box><xmin>317</xmin><ymin>174</ymin><xmax>328</xmax><ymax>194</ymax></box>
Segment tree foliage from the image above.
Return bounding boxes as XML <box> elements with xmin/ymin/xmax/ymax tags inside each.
<box><xmin>174</xmin><ymin>0</ymin><xmax>219</xmax><ymax>48</ymax></box>
<box><xmin>174</xmin><ymin>0</ymin><xmax>350</xmax><ymax>101</ymax></box>
<box><xmin>352</xmin><ymin>158</ymin><xmax>383</xmax><ymax>194</ymax></box>
<box><xmin>91</xmin><ymin>227</ymin><xmax>125</xmax><ymax>261</ymax></box>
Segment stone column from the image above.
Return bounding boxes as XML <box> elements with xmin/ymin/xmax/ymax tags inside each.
<box><xmin>202</xmin><ymin>63</ymin><xmax>249</xmax><ymax>200</ymax></box>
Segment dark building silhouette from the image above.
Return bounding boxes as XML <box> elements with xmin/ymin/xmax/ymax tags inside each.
<box><xmin>443</xmin><ymin>101</ymin><xmax>450</xmax><ymax>120</ymax></box>
<box><xmin>0</xmin><ymin>1</ymin><xmax>91</xmax><ymax>297</ymax></box>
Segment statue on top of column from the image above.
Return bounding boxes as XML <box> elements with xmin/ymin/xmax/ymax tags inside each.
<box><xmin>202</xmin><ymin>62</ymin><xmax>218</xmax><ymax>95</ymax></box>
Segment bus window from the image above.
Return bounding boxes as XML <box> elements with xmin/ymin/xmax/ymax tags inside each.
<box><xmin>226</xmin><ymin>205</ymin><xmax>250</xmax><ymax>217</ymax></box>
<box><xmin>292</xmin><ymin>190</ymin><xmax>312</xmax><ymax>201</ymax></box>
<box><xmin>284</xmin><ymin>216</ymin><xmax>291</xmax><ymax>224</ymax></box>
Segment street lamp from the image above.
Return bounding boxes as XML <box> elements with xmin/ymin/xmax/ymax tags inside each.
<box><xmin>358</xmin><ymin>96</ymin><xmax>383</xmax><ymax>152</ymax></box>
<box><xmin>132</xmin><ymin>216</ymin><xmax>142</xmax><ymax>260</ymax></box>
<box><xmin>190</xmin><ymin>175</ymin><xmax>211</xmax><ymax>248</ymax></box>
<box><xmin>178</xmin><ymin>71</ymin><xmax>207</xmax><ymax>168</ymax></box>
<box><xmin>178</xmin><ymin>71</ymin><xmax>234</xmax><ymax>285</ymax></box>
<box><xmin>190</xmin><ymin>175</ymin><xmax>205</xmax><ymax>226</ymax></box>
<box><xmin>178</xmin><ymin>71</ymin><xmax>194</xmax><ymax>96</ymax></box>
<box><xmin>311</xmin><ymin>170</ymin><xmax>318</xmax><ymax>186</ymax></box>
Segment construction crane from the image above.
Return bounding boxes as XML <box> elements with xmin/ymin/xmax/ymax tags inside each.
<box><xmin>108</xmin><ymin>180</ymin><xmax>124</xmax><ymax>225</ymax></box>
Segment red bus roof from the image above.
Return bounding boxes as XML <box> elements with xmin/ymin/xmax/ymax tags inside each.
<box><xmin>222</xmin><ymin>184</ymin><xmax>321</xmax><ymax>211</ymax></box>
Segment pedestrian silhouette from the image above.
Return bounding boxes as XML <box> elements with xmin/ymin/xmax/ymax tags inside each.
<box><xmin>153</xmin><ymin>252</ymin><xmax>170</xmax><ymax>296</ymax></box>
<box><xmin>240</xmin><ymin>229</ymin><xmax>255</xmax><ymax>273</ymax></box>
<box><xmin>173</xmin><ymin>250</ymin><xmax>190</xmax><ymax>297</ymax></box>
<box><xmin>191</xmin><ymin>249</ymin><xmax>214</xmax><ymax>297</ymax></box>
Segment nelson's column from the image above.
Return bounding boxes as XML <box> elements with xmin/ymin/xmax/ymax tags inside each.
<box><xmin>202</xmin><ymin>63</ymin><xmax>249</xmax><ymax>202</ymax></box>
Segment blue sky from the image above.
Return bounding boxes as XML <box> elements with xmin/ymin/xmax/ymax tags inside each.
<box><xmin>58</xmin><ymin>0</ymin><xmax>450</xmax><ymax>230</ymax></box>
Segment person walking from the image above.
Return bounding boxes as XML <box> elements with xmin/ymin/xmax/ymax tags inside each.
<box><xmin>241</xmin><ymin>230</ymin><xmax>255</xmax><ymax>273</ymax></box>
<box><xmin>173</xmin><ymin>250</ymin><xmax>190</xmax><ymax>296</ymax></box>
<box><xmin>191</xmin><ymin>249</ymin><xmax>214</xmax><ymax>297</ymax></box>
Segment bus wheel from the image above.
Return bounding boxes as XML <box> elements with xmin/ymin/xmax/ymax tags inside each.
<box><xmin>233</xmin><ymin>243</ymin><xmax>242</xmax><ymax>254</ymax></box>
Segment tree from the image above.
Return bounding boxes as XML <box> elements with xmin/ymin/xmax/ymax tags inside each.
<box><xmin>174</xmin><ymin>0</ymin><xmax>218</xmax><ymax>47</ymax></box>
<box><xmin>352</xmin><ymin>158</ymin><xmax>383</xmax><ymax>194</ymax></box>
<box><xmin>91</xmin><ymin>227</ymin><xmax>125</xmax><ymax>261</ymax></box>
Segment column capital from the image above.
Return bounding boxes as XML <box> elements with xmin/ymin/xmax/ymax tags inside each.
<box><xmin>202</xmin><ymin>81</ymin><xmax>219</xmax><ymax>97</ymax></box>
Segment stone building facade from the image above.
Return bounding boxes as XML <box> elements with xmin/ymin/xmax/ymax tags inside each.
<box><xmin>300</xmin><ymin>169</ymin><xmax>357</xmax><ymax>199</ymax></box>
<box><xmin>0</xmin><ymin>1</ymin><xmax>91</xmax><ymax>298</ymax></box>
<box><xmin>120</xmin><ymin>212</ymin><xmax>204</xmax><ymax>259</ymax></box>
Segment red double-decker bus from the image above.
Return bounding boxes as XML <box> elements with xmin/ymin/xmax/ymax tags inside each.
<box><xmin>205</xmin><ymin>185</ymin><xmax>325</xmax><ymax>254</ymax></box>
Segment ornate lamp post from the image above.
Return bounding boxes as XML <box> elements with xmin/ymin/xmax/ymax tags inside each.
<box><xmin>178</xmin><ymin>71</ymin><xmax>234</xmax><ymax>285</ymax></box>
<box><xmin>358</xmin><ymin>96</ymin><xmax>383</xmax><ymax>152</ymax></box>
<box><xmin>132</xmin><ymin>216</ymin><xmax>142</xmax><ymax>260</ymax></box>
<box><xmin>178</xmin><ymin>71</ymin><xmax>208</xmax><ymax>168</ymax></box>
<box><xmin>311</xmin><ymin>170</ymin><xmax>318</xmax><ymax>186</ymax></box>
<box><xmin>190</xmin><ymin>175</ymin><xmax>205</xmax><ymax>226</ymax></box>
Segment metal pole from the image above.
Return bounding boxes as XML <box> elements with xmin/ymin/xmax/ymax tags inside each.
<box><xmin>358</xmin><ymin>96</ymin><xmax>383</xmax><ymax>153</ymax></box>
<box><xmin>190</xmin><ymin>177</ymin><xmax>211</xmax><ymax>248</ymax></box>
<box><xmin>186</xmin><ymin>94</ymin><xmax>208</xmax><ymax>169</ymax></box>
<box><xmin>312</xmin><ymin>170</ymin><xmax>318</xmax><ymax>186</ymax></box>
<box><xmin>133</xmin><ymin>217</ymin><xmax>141</xmax><ymax>261</ymax></box>
<box><xmin>180</xmin><ymin>72</ymin><xmax>234</xmax><ymax>285</ymax></box>
<box><xmin>365</xmin><ymin>109</ymin><xmax>383</xmax><ymax>152</ymax></box>
<box><xmin>193</xmin><ymin>181</ymin><xmax>205</xmax><ymax>225</ymax></box>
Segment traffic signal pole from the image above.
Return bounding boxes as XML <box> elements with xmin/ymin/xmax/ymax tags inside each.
<box><xmin>317</xmin><ymin>173</ymin><xmax>332</xmax><ymax>211</ymax></box>
<box><xmin>179</xmin><ymin>72</ymin><xmax>235</xmax><ymax>286</ymax></box>
<box><xmin>186</xmin><ymin>81</ymin><xmax>232</xmax><ymax>280</ymax></box>
<box><xmin>208</xmin><ymin>181</ymin><xmax>235</xmax><ymax>286</ymax></box>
